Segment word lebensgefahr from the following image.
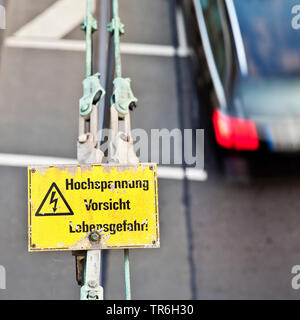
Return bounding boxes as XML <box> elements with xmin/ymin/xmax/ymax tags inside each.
<box><xmin>69</xmin><ymin>219</ymin><xmax>149</xmax><ymax>235</ymax></box>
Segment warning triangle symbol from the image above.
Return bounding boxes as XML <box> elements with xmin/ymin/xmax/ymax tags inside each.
<box><xmin>35</xmin><ymin>183</ymin><xmax>74</xmax><ymax>216</ymax></box>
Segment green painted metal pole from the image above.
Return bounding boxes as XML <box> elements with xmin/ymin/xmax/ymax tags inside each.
<box><xmin>85</xmin><ymin>0</ymin><xmax>95</xmax><ymax>78</ymax></box>
<box><xmin>112</xmin><ymin>0</ymin><xmax>122</xmax><ymax>78</ymax></box>
<box><xmin>111</xmin><ymin>0</ymin><xmax>131</xmax><ymax>300</ymax></box>
<box><xmin>124</xmin><ymin>249</ymin><xmax>131</xmax><ymax>300</ymax></box>
<box><xmin>79</xmin><ymin>0</ymin><xmax>104</xmax><ymax>300</ymax></box>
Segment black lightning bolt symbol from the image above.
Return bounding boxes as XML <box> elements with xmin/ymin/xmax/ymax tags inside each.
<box><xmin>50</xmin><ymin>191</ymin><xmax>58</xmax><ymax>213</ymax></box>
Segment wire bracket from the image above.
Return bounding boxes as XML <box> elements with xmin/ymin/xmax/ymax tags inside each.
<box><xmin>81</xmin><ymin>10</ymin><xmax>98</xmax><ymax>33</ymax></box>
<box><xmin>112</xmin><ymin>77</ymin><xmax>137</xmax><ymax>115</ymax></box>
<box><xmin>107</xmin><ymin>17</ymin><xmax>125</xmax><ymax>35</ymax></box>
<box><xmin>79</xmin><ymin>73</ymin><xmax>105</xmax><ymax>117</ymax></box>
<box><xmin>80</xmin><ymin>284</ymin><xmax>104</xmax><ymax>300</ymax></box>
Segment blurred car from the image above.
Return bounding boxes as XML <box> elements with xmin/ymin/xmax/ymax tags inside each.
<box><xmin>183</xmin><ymin>0</ymin><xmax>300</xmax><ymax>152</ymax></box>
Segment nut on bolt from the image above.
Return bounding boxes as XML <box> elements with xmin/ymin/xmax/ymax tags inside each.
<box><xmin>89</xmin><ymin>232</ymin><xmax>100</xmax><ymax>242</ymax></box>
<box><xmin>88</xmin><ymin>290</ymin><xmax>97</xmax><ymax>300</ymax></box>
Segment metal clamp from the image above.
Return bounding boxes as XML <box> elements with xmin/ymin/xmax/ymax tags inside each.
<box><xmin>81</xmin><ymin>13</ymin><xmax>98</xmax><ymax>33</ymax></box>
<box><xmin>72</xmin><ymin>251</ymin><xmax>86</xmax><ymax>286</ymax></box>
<box><xmin>77</xmin><ymin>133</ymin><xmax>103</xmax><ymax>164</ymax></box>
<box><xmin>108</xmin><ymin>17</ymin><xmax>124</xmax><ymax>35</ymax></box>
<box><xmin>80</xmin><ymin>283</ymin><xmax>104</xmax><ymax>300</ymax></box>
<box><xmin>112</xmin><ymin>77</ymin><xmax>137</xmax><ymax>115</ymax></box>
<box><xmin>79</xmin><ymin>73</ymin><xmax>105</xmax><ymax>117</ymax></box>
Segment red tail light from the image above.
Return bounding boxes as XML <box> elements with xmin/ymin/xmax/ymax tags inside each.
<box><xmin>213</xmin><ymin>110</ymin><xmax>259</xmax><ymax>150</ymax></box>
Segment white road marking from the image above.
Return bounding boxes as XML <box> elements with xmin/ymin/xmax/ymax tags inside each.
<box><xmin>121</xmin><ymin>42</ymin><xmax>190</xmax><ymax>57</ymax></box>
<box><xmin>0</xmin><ymin>153</ymin><xmax>207</xmax><ymax>181</ymax></box>
<box><xmin>176</xmin><ymin>6</ymin><xmax>190</xmax><ymax>56</ymax></box>
<box><xmin>158</xmin><ymin>166</ymin><xmax>207</xmax><ymax>181</ymax></box>
<box><xmin>5</xmin><ymin>37</ymin><xmax>190</xmax><ymax>57</ymax></box>
<box><xmin>0</xmin><ymin>153</ymin><xmax>78</xmax><ymax>167</ymax></box>
<box><xmin>14</xmin><ymin>0</ymin><xmax>95</xmax><ymax>39</ymax></box>
<box><xmin>5</xmin><ymin>37</ymin><xmax>86</xmax><ymax>51</ymax></box>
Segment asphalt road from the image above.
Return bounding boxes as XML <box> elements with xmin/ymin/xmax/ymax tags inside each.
<box><xmin>0</xmin><ymin>0</ymin><xmax>299</xmax><ymax>300</ymax></box>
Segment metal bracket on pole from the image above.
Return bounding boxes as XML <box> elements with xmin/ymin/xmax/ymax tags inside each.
<box><xmin>111</xmin><ymin>77</ymin><xmax>137</xmax><ymax>116</ymax></box>
<box><xmin>79</xmin><ymin>73</ymin><xmax>105</xmax><ymax>117</ymax></box>
<box><xmin>107</xmin><ymin>17</ymin><xmax>124</xmax><ymax>35</ymax></box>
<box><xmin>76</xmin><ymin>0</ymin><xmax>138</xmax><ymax>300</ymax></box>
<box><xmin>109</xmin><ymin>105</ymin><xmax>139</xmax><ymax>165</ymax></box>
<box><xmin>108</xmin><ymin>103</ymin><xmax>138</xmax><ymax>300</ymax></box>
<box><xmin>81</xmin><ymin>12</ymin><xmax>98</xmax><ymax>33</ymax></box>
<box><xmin>108</xmin><ymin>0</ymin><xmax>139</xmax><ymax>300</ymax></box>
<box><xmin>80</xmin><ymin>250</ymin><xmax>104</xmax><ymax>300</ymax></box>
<box><xmin>72</xmin><ymin>251</ymin><xmax>86</xmax><ymax>286</ymax></box>
<box><xmin>77</xmin><ymin>131</ymin><xmax>103</xmax><ymax>164</ymax></box>
<box><xmin>76</xmin><ymin>0</ymin><xmax>104</xmax><ymax>301</ymax></box>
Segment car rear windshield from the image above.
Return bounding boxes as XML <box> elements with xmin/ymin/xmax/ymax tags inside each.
<box><xmin>234</xmin><ymin>0</ymin><xmax>300</xmax><ymax>77</ymax></box>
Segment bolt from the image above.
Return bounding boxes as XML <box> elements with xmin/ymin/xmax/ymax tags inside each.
<box><xmin>129</xmin><ymin>102</ymin><xmax>136</xmax><ymax>111</ymax></box>
<box><xmin>89</xmin><ymin>232</ymin><xmax>100</xmax><ymax>242</ymax></box>
<box><xmin>88</xmin><ymin>280</ymin><xmax>97</xmax><ymax>288</ymax></box>
<box><xmin>78</xmin><ymin>134</ymin><xmax>88</xmax><ymax>143</ymax></box>
<box><xmin>31</xmin><ymin>169</ymin><xmax>36</xmax><ymax>173</ymax></box>
<box><xmin>120</xmin><ymin>133</ymin><xmax>129</xmax><ymax>142</ymax></box>
<box><xmin>80</xmin><ymin>104</ymin><xmax>89</xmax><ymax>113</ymax></box>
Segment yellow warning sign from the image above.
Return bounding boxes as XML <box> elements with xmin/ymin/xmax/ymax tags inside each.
<box><xmin>28</xmin><ymin>164</ymin><xmax>159</xmax><ymax>252</ymax></box>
